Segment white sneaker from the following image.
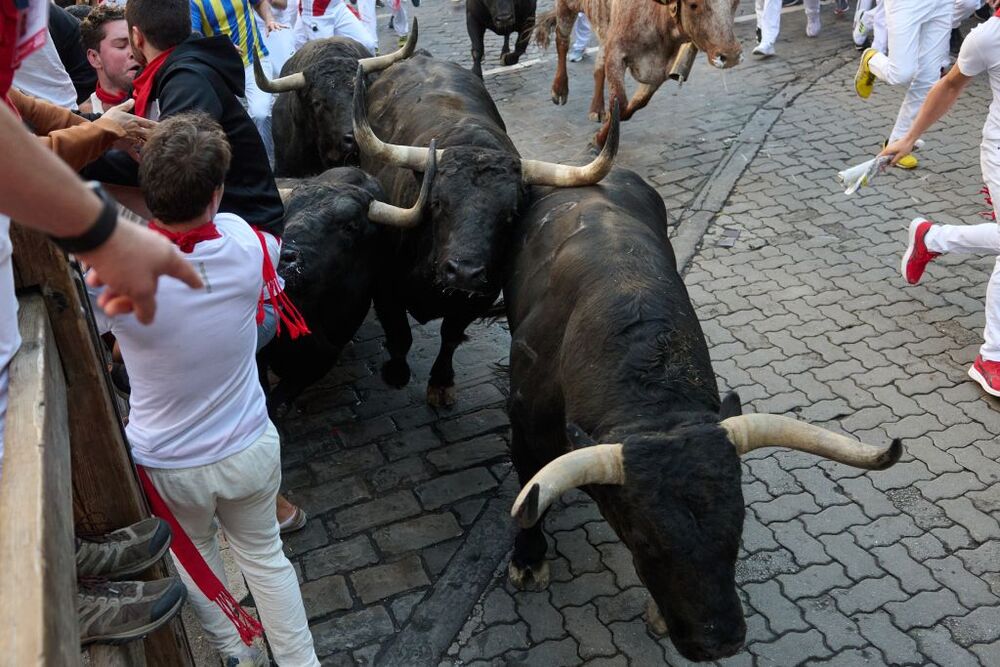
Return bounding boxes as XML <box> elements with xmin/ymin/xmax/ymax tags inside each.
<box><xmin>853</xmin><ymin>10</ymin><xmax>869</xmax><ymax>46</ymax></box>
<box><xmin>752</xmin><ymin>42</ymin><xmax>775</xmax><ymax>57</ymax></box>
<box><xmin>223</xmin><ymin>647</ymin><xmax>267</xmax><ymax>667</ymax></box>
<box><xmin>568</xmin><ymin>50</ymin><xmax>584</xmax><ymax>62</ymax></box>
<box><xmin>806</xmin><ymin>13</ymin><xmax>821</xmax><ymax>37</ymax></box>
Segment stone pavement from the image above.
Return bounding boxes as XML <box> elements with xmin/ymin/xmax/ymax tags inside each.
<box><xmin>233</xmin><ymin>1</ymin><xmax>1000</xmax><ymax>665</ymax></box>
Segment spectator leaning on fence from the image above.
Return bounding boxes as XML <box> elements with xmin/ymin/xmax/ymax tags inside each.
<box><xmin>90</xmin><ymin>112</ymin><xmax>319</xmax><ymax>667</ymax></box>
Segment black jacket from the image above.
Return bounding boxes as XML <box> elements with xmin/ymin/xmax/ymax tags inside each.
<box><xmin>49</xmin><ymin>5</ymin><xmax>96</xmax><ymax>104</ymax></box>
<box><xmin>82</xmin><ymin>35</ymin><xmax>284</xmax><ymax>237</ymax></box>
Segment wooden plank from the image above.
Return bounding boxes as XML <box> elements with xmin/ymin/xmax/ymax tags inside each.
<box><xmin>0</xmin><ymin>294</ymin><xmax>78</xmax><ymax>666</ymax></box>
<box><xmin>89</xmin><ymin>643</ymin><xmax>148</xmax><ymax>667</ymax></box>
<box><xmin>10</xmin><ymin>226</ymin><xmax>194</xmax><ymax>666</ymax></box>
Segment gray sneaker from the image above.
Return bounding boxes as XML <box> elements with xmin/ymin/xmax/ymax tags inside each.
<box><xmin>78</xmin><ymin>577</ymin><xmax>187</xmax><ymax>646</ymax></box>
<box><xmin>76</xmin><ymin>517</ymin><xmax>172</xmax><ymax>579</ymax></box>
<box><xmin>222</xmin><ymin>646</ymin><xmax>268</xmax><ymax>667</ymax></box>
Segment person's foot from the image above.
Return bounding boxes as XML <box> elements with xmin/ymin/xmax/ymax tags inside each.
<box><xmin>568</xmin><ymin>50</ymin><xmax>585</xmax><ymax>62</ymax></box>
<box><xmin>411</xmin><ymin>0</ymin><xmax>419</xmax><ymax>7</ymax></box>
<box><xmin>853</xmin><ymin>9</ymin><xmax>870</xmax><ymax>46</ymax></box>
<box><xmin>752</xmin><ymin>42</ymin><xmax>775</xmax><ymax>58</ymax></box>
<box><xmin>833</xmin><ymin>0</ymin><xmax>849</xmax><ymax>16</ymax></box>
<box><xmin>78</xmin><ymin>578</ymin><xmax>187</xmax><ymax>646</ymax></box>
<box><xmin>806</xmin><ymin>13</ymin><xmax>821</xmax><ymax>37</ymax></box>
<box><xmin>950</xmin><ymin>28</ymin><xmax>965</xmax><ymax>56</ymax></box>
<box><xmin>277</xmin><ymin>494</ymin><xmax>308</xmax><ymax>534</ymax></box>
<box><xmin>855</xmin><ymin>47</ymin><xmax>877</xmax><ymax>98</ymax></box>
<box><xmin>901</xmin><ymin>218</ymin><xmax>939</xmax><ymax>285</ymax></box>
<box><xmin>223</xmin><ymin>646</ymin><xmax>268</xmax><ymax>667</ymax></box>
<box><xmin>76</xmin><ymin>518</ymin><xmax>172</xmax><ymax>580</ymax></box>
<box><xmin>969</xmin><ymin>355</ymin><xmax>1000</xmax><ymax>397</ymax></box>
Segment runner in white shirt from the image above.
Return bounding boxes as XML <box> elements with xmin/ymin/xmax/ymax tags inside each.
<box><xmin>90</xmin><ymin>112</ymin><xmax>318</xmax><ymax>666</ymax></box>
<box><xmin>294</xmin><ymin>0</ymin><xmax>377</xmax><ymax>53</ymax></box>
<box><xmin>752</xmin><ymin>0</ymin><xmax>823</xmax><ymax>58</ymax></box>
<box><xmin>885</xmin><ymin>8</ymin><xmax>1000</xmax><ymax>397</ymax></box>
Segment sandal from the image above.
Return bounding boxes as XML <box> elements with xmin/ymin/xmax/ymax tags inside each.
<box><xmin>278</xmin><ymin>506</ymin><xmax>307</xmax><ymax>534</ymax></box>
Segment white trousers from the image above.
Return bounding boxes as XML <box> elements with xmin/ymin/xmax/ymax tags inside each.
<box><xmin>355</xmin><ymin>0</ymin><xmax>378</xmax><ymax>51</ymax></box>
<box><xmin>294</xmin><ymin>4</ymin><xmax>377</xmax><ymax>52</ymax></box>
<box><xmin>953</xmin><ymin>0</ymin><xmax>984</xmax><ymax>29</ymax></box>
<box><xmin>264</xmin><ymin>26</ymin><xmax>296</xmax><ymax>76</ymax></box>
<box><xmin>391</xmin><ymin>0</ymin><xmax>410</xmax><ymax>37</ymax></box>
<box><xmin>570</xmin><ymin>13</ymin><xmax>592</xmax><ymax>55</ymax></box>
<box><xmin>144</xmin><ymin>422</ymin><xmax>320</xmax><ymax>666</ymax></box>
<box><xmin>868</xmin><ymin>0</ymin><xmax>951</xmax><ymax>142</ymax></box>
<box><xmin>243</xmin><ymin>57</ymin><xmax>275</xmax><ymax>164</ymax></box>
<box><xmin>924</xmin><ymin>147</ymin><xmax>1000</xmax><ymax>361</ymax></box>
<box><xmin>754</xmin><ymin>0</ymin><xmax>821</xmax><ymax>46</ymax></box>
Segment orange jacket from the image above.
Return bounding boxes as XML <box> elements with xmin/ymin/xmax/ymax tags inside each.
<box><xmin>9</xmin><ymin>88</ymin><xmax>126</xmax><ymax>171</ymax></box>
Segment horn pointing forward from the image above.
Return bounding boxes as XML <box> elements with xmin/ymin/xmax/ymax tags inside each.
<box><xmin>253</xmin><ymin>50</ymin><xmax>306</xmax><ymax>93</ymax></box>
<box><xmin>521</xmin><ymin>99</ymin><xmax>620</xmax><ymax>187</ymax></box>
<box><xmin>358</xmin><ymin>18</ymin><xmax>418</xmax><ymax>73</ymax></box>
<box><xmin>511</xmin><ymin>444</ymin><xmax>625</xmax><ymax>528</ymax></box>
<box><xmin>367</xmin><ymin>139</ymin><xmax>437</xmax><ymax>228</ymax></box>
<box><xmin>353</xmin><ymin>64</ymin><xmax>443</xmax><ymax>170</ymax></box>
<box><xmin>721</xmin><ymin>414</ymin><xmax>902</xmax><ymax>470</ymax></box>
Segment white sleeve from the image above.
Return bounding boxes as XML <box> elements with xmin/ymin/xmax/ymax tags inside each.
<box><xmin>958</xmin><ymin>23</ymin><xmax>991</xmax><ymax>78</ymax></box>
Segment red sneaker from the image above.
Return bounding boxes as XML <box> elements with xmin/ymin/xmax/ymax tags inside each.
<box><xmin>969</xmin><ymin>355</ymin><xmax>1000</xmax><ymax>397</ymax></box>
<box><xmin>901</xmin><ymin>218</ymin><xmax>940</xmax><ymax>285</ymax></box>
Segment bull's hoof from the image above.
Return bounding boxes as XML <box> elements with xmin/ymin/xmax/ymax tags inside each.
<box><xmin>381</xmin><ymin>359</ymin><xmax>412</xmax><ymax>388</ymax></box>
<box><xmin>508</xmin><ymin>560</ymin><xmax>550</xmax><ymax>591</ymax></box>
<box><xmin>588</xmin><ymin>110</ymin><xmax>604</xmax><ymax>123</ymax></box>
<box><xmin>551</xmin><ymin>90</ymin><xmax>568</xmax><ymax>105</ymax></box>
<box><xmin>645</xmin><ymin>598</ymin><xmax>669</xmax><ymax>636</ymax></box>
<box><xmin>426</xmin><ymin>383</ymin><xmax>457</xmax><ymax>408</ymax></box>
<box><xmin>500</xmin><ymin>52</ymin><xmax>519</xmax><ymax>66</ymax></box>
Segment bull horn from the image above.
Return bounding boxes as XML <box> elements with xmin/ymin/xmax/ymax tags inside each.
<box><xmin>521</xmin><ymin>99</ymin><xmax>620</xmax><ymax>187</ymax></box>
<box><xmin>353</xmin><ymin>64</ymin><xmax>443</xmax><ymax>170</ymax></box>
<box><xmin>358</xmin><ymin>17</ymin><xmax>418</xmax><ymax>73</ymax></box>
<box><xmin>721</xmin><ymin>414</ymin><xmax>902</xmax><ymax>470</ymax></box>
<box><xmin>510</xmin><ymin>444</ymin><xmax>625</xmax><ymax>528</ymax></box>
<box><xmin>253</xmin><ymin>51</ymin><xmax>306</xmax><ymax>93</ymax></box>
<box><xmin>367</xmin><ymin>139</ymin><xmax>437</xmax><ymax>228</ymax></box>
<box><xmin>278</xmin><ymin>188</ymin><xmax>294</xmax><ymax>203</ymax></box>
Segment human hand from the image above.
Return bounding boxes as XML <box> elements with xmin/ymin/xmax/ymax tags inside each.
<box><xmin>265</xmin><ymin>20</ymin><xmax>288</xmax><ymax>34</ymax></box>
<box><xmin>80</xmin><ymin>219</ymin><xmax>203</xmax><ymax>324</ymax></box>
<box><xmin>103</xmin><ymin>99</ymin><xmax>157</xmax><ymax>145</ymax></box>
<box><xmin>878</xmin><ymin>136</ymin><xmax>917</xmax><ymax>167</ymax></box>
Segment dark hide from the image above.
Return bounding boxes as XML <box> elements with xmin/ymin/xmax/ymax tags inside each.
<box><xmin>504</xmin><ymin>168</ymin><xmax>746</xmax><ymax>661</ymax></box>
<box><xmin>360</xmin><ymin>55</ymin><xmax>526</xmax><ymax>405</ymax></box>
<box><xmin>260</xmin><ymin>167</ymin><xmax>386</xmax><ymax>415</ymax></box>
<box><xmin>466</xmin><ymin>0</ymin><xmax>538</xmax><ymax>78</ymax></box>
<box><xmin>272</xmin><ymin>38</ymin><xmax>374</xmax><ymax>177</ymax></box>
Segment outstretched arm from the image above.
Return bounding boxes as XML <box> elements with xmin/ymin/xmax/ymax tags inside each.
<box><xmin>880</xmin><ymin>65</ymin><xmax>971</xmax><ymax>164</ymax></box>
<box><xmin>0</xmin><ymin>102</ymin><xmax>201</xmax><ymax>323</ymax></box>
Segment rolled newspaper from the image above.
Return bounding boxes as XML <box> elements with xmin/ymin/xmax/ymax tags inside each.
<box><xmin>837</xmin><ymin>156</ymin><xmax>891</xmax><ymax>196</ymax></box>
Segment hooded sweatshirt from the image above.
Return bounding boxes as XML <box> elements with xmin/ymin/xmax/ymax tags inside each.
<box><xmin>82</xmin><ymin>35</ymin><xmax>284</xmax><ymax>237</ymax></box>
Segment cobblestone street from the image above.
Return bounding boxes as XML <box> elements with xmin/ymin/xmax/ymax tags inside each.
<box><xmin>258</xmin><ymin>1</ymin><xmax>1000</xmax><ymax>664</ymax></box>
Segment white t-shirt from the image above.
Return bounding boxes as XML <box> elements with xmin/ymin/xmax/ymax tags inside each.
<box><xmin>91</xmin><ymin>213</ymin><xmax>276</xmax><ymax>469</ymax></box>
<box><xmin>12</xmin><ymin>36</ymin><xmax>78</xmax><ymax>110</ymax></box>
<box><xmin>0</xmin><ymin>214</ymin><xmax>21</xmax><ymax>475</ymax></box>
<box><xmin>958</xmin><ymin>17</ymin><xmax>1000</xmax><ymax>151</ymax></box>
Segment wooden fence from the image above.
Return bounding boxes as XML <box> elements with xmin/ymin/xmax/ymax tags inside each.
<box><xmin>0</xmin><ymin>226</ymin><xmax>193</xmax><ymax>666</ymax></box>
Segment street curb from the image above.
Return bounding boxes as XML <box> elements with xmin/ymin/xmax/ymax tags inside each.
<box><xmin>671</xmin><ymin>50</ymin><xmax>851</xmax><ymax>275</ymax></box>
<box><xmin>377</xmin><ymin>474</ymin><xmax>519</xmax><ymax>666</ymax></box>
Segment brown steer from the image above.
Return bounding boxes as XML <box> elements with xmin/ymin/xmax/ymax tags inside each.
<box><xmin>535</xmin><ymin>0</ymin><xmax>742</xmax><ymax>146</ymax></box>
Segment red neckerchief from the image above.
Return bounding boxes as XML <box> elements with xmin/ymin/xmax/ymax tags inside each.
<box><xmin>148</xmin><ymin>220</ymin><xmax>221</xmax><ymax>253</ymax></box>
<box><xmin>131</xmin><ymin>47</ymin><xmax>174</xmax><ymax>118</ymax></box>
<box><xmin>252</xmin><ymin>228</ymin><xmax>311</xmax><ymax>339</ymax></box>
<box><xmin>313</xmin><ymin>0</ymin><xmax>332</xmax><ymax>15</ymax></box>
<box><xmin>95</xmin><ymin>81</ymin><xmax>127</xmax><ymax>107</ymax></box>
<box><xmin>996</xmin><ymin>6</ymin><xmax>1000</xmax><ymax>17</ymax></box>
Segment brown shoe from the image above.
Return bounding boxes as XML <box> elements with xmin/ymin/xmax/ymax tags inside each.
<box><xmin>78</xmin><ymin>578</ymin><xmax>187</xmax><ymax>646</ymax></box>
<box><xmin>76</xmin><ymin>517</ymin><xmax>172</xmax><ymax>579</ymax></box>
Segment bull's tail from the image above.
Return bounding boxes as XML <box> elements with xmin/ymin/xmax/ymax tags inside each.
<box><xmin>534</xmin><ymin>10</ymin><xmax>557</xmax><ymax>50</ymax></box>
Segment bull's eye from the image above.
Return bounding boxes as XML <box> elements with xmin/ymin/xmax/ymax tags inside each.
<box><xmin>689</xmin><ymin>2</ymin><xmax>698</xmax><ymax>9</ymax></box>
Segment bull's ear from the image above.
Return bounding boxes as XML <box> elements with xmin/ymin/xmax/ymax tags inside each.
<box><xmin>719</xmin><ymin>390</ymin><xmax>743</xmax><ymax>420</ymax></box>
<box><xmin>566</xmin><ymin>423</ymin><xmax>598</xmax><ymax>447</ymax></box>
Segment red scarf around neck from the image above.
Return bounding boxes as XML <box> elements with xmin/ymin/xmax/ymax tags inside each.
<box><xmin>148</xmin><ymin>221</ymin><xmax>221</xmax><ymax>253</ymax></box>
<box><xmin>95</xmin><ymin>81</ymin><xmax>127</xmax><ymax>108</ymax></box>
<box><xmin>131</xmin><ymin>47</ymin><xmax>174</xmax><ymax>118</ymax></box>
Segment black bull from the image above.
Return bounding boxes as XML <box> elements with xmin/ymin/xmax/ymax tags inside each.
<box><xmin>466</xmin><ymin>0</ymin><xmax>537</xmax><ymax>78</ymax></box>
<box><xmin>503</xmin><ymin>168</ymin><xmax>903</xmax><ymax>662</ymax></box>
<box><xmin>353</xmin><ymin>54</ymin><xmax>619</xmax><ymax>407</ymax></box>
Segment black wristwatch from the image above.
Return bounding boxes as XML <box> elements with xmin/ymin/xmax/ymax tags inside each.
<box><xmin>50</xmin><ymin>182</ymin><xmax>118</xmax><ymax>254</ymax></box>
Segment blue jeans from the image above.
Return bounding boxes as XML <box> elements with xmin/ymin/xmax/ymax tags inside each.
<box><xmin>256</xmin><ymin>302</ymin><xmax>278</xmax><ymax>352</ymax></box>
